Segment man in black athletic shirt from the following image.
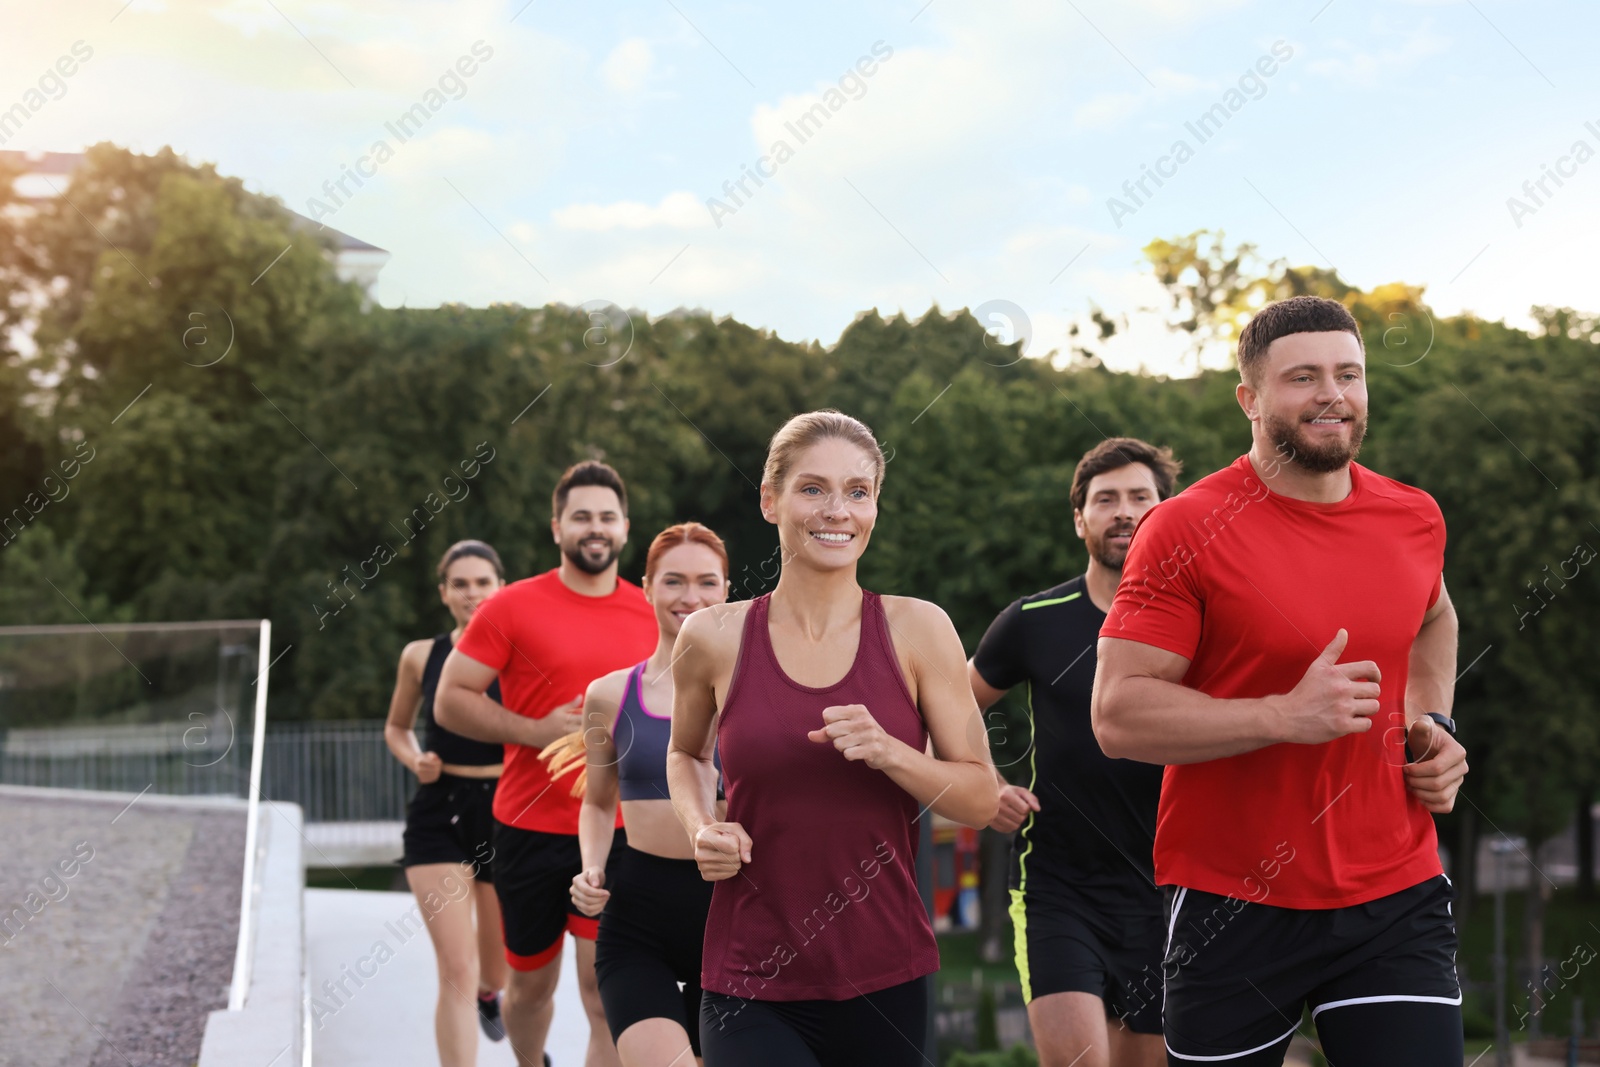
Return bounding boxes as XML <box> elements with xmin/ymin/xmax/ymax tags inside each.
<box><xmin>968</xmin><ymin>437</ymin><xmax>1179</xmax><ymax>1067</ymax></box>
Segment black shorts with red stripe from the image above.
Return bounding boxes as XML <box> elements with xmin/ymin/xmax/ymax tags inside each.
<box><xmin>1162</xmin><ymin>874</ymin><xmax>1462</xmax><ymax>1065</ymax></box>
<box><xmin>493</xmin><ymin>821</ymin><xmax>629</xmax><ymax>970</ymax></box>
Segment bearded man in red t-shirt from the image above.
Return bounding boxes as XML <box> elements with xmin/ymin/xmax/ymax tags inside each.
<box><xmin>1092</xmin><ymin>296</ymin><xmax>1470</xmax><ymax>1066</ymax></box>
<box><xmin>438</xmin><ymin>461</ymin><xmax>658</xmax><ymax>1067</ymax></box>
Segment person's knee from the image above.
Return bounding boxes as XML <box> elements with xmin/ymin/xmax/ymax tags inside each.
<box><xmin>1027</xmin><ymin>990</ymin><xmax>1111</xmax><ymax>1067</ymax></box>
<box><xmin>436</xmin><ymin>950</ymin><xmax>478</xmax><ymax>994</ymax></box>
<box><xmin>618</xmin><ymin>1018</ymin><xmax>694</xmax><ymax>1064</ymax></box>
<box><xmin>505</xmin><ymin>960</ymin><xmax>560</xmax><ymax>1006</ymax></box>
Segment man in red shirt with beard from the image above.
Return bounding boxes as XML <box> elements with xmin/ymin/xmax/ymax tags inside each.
<box><xmin>1093</xmin><ymin>297</ymin><xmax>1470</xmax><ymax>1065</ymax></box>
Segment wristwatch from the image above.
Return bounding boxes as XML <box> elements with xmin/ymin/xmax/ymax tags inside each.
<box><xmin>1423</xmin><ymin>712</ymin><xmax>1457</xmax><ymax>736</ymax></box>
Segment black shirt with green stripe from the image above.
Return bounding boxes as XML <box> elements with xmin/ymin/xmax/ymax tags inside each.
<box><xmin>973</xmin><ymin>575</ymin><xmax>1162</xmax><ymax>911</ymax></box>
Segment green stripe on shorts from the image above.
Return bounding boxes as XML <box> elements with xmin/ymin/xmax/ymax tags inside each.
<box><xmin>1009</xmin><ymin>888</ymin><xmax>1032</xmax><ymax>1004</ymax></box>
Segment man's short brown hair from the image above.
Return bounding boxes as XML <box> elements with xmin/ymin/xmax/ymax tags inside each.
<box><xmin>552</xmin><ymin>461</ymin><xmax>628</xmax><ymax>519</ymax></box>
<box><xmin>1237</xmin><ymin>296</ymin><xmax>1364</xmax><ymax>386</ymax></box>
<box><xmin>1070</xmin><ymin>438</ymin><xmax>1181</xmax><ymax>513</ymax></box>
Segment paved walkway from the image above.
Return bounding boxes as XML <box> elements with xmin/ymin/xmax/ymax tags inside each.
<box><xmin>306</xmin><ymin>889</ymin><xmax>590</xmax><ymax>1067</ymax></box>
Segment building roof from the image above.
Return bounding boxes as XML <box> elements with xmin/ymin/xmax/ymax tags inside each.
<box><xmin>1</xmin><ymin>150</ymin><xmax>387</xmax><ymax>254</ymax></box>
<box><xmin>286</xmin><ymin>210</ymin><xmax>387</xmax><ymax>254</ymax></box>
<box><xmin>0</xmin><ymin>149</ymin><xmax>84</xmax><ymax>175</ymax></box>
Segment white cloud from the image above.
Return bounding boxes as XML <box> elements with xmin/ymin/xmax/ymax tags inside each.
<box><xmin>378</xmin><ymin>125</ymin><xmax>498</xmax><ymax>178</ymax></box>
<box><xmin>1307</xmin><ymin>20</ymin><xmax>1449</xmax><ymax>87</ymax></box>
<box><xmin>551</xmin><ymin>191</ymin><xmax>707</xmax><ymax>231</ymax></box>
<box><xmin>601</xmin><ymin>37</ymin><xmax>653</xmax><ymax>93</ymax></box>
<box><xmin>1071</xmin><ymin>68</ymin><xmax>1209</xmax><ymax>130</ymax></box>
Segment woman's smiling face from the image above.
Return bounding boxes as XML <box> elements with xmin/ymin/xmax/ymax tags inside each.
<box><xmin>763</xmin><ymin>436</ymin><xmax>879</xmax><ymax>572</ymax></box>
<box><xmin>645</xmin><ymin>540</ymin><xmax>728</xmax><ymax>638</ymax></box>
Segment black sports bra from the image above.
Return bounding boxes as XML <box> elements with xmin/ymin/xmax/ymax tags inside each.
<box><xmin>419</xmin><ymin>634</ymin><xmax>504</xmax><ymax>766</ymax></box>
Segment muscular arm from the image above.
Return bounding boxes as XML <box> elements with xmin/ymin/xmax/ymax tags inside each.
<box><xmin>966</xmin><ymin>660</ymin><xmax>1008</xmax><ymax>712</ymax></box>
<box><xmin>966</xmin><ymin>658</ymin><xmax>1037</xmax><ymax>830</ymax></box>
<box><xmin>1091</xmin><ymin>639</ymin><xmax>1283</xmax><ymax>764</ymax></box>
<box><xmin>1402</xmin><ymin>580</ymin><xmax>1468</xmax><ymax>812</ymax></box>
<box><xmin>967</xmin><ymin>658</ymin><xmax>1010</xmax><ymax>790</ymax></box>
<box><xmin>435</xmin><ymin>649</ymin><xmax>568</xmax><ymax>748</ymax></box>
<box><xmin>1405</xmin><ymin>581</ymin><xmax>1457</xmax><ymax>724</ymax></box>
<box><xmin>1092</xmin><ymin>624</ymin><xmax>1384</xmax><ymax>764</ymax></box>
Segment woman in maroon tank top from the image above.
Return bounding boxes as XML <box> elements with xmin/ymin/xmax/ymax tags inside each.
<box><xmin>667</xmin><ymin>410</ymin><xmax>1000</xmax><ymax>1067</ymax></box>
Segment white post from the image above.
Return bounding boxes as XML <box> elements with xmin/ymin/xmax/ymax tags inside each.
<box><xmin>227</xmin><ymin>619</ymin><xmax>273</xmax><ymax>1011</ymax></box>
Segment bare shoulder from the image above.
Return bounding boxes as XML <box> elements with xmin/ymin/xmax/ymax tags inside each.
<box><xmin>586</xmin><ymin>665</ymin><xmax>632</xmax><ymax>706</ymax></box>
<box><xmin>678</xmin><ymin>600</ymin><xmax>752</xmax><ymax>667</ymax></box>
<box><xmin>398</xmin><ymin>638</ymin><xmax>432</xmax><ymax>679</ymax></box>
<box><xmin>878</xmin><ymin>596</ymin><xmax>961</xmax><ymax>708</ymax></box>
<box><xmin>880</xmin><ymin>595</ymin><xmax>955</xmax><ymax>643</ymax></box>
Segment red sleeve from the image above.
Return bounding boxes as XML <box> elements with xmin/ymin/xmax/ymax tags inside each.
<box><xmin>455</xmin><ymin>587</ymin><xmax>514</xmax><ymax>672</ymax></box>
<box><xmin>1426</xmin><ymin>492</ymin><xmax>1447</xmax><ymax>610</ymax></box>
<box><xmin>1099</xmin><ymin>499</ymin><xmax>1204</xmax><ymax>661</ymax></box>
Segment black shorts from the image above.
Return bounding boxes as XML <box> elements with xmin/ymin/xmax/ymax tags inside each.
<box><xmin>594</xmin><ymin>848</ymin><xmax>713</xmax><ymax>1054</ymax></box>
<box><xmin>700</xmin><ymin>976</ymin><xmax>927</xmax><ymax>1067</ymax></box>
<box><xmin>401</xmin><ymin>774</ymin><xmax>498</xmax><ymax>881</ymax></box>
<box><xmin>1164</xmin><ymin>875</ymin><xmax>1462</xmax><ymax>1063</ymax></box>
<box><xmin>1007</xmin><ymin>875</ymin><xmax>1165</xmax><ymax>1034</ymax></box>
<box><xmin>493</xmin><ymin>821</ymin><xmax>628</xmax><ymax>971</ymax></box>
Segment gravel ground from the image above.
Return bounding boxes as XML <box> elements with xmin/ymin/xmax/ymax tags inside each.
<box><xmin>0</xmin><ymin>792</ymin><xmax>245</xmax><ymax>1067</ymax></box>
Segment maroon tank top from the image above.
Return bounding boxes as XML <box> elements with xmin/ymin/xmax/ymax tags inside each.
<box><xmin>700</xmin><ymin>590</ymin><xmax>939</xmax><ymax>1001</ymax></box>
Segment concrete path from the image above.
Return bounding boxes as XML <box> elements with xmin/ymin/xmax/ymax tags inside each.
<box><xmin>306</xmin><ymin>889</ymin><xmax>590</xmax><ymax>1067</ymax></box>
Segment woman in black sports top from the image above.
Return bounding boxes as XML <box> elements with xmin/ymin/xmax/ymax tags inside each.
<box><xmin>385</xmin><ymin>539</ymin><xmax>510</xmax><ymax>1065</ymax></box>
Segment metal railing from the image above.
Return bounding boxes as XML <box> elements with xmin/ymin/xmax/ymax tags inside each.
<box><xmin>258</xmin><ymin>721</ymin><xmax>417</xmax><ymax>823</ymax></box>
<box><xmin>0</xmin><ymin>718</ymin><xmax>253</xmax><ymax>795</ymax></box>
<box><xmin>0</xmin><ymin>719</ymin><xmax>419</xmax><ymax>825</ymax></box>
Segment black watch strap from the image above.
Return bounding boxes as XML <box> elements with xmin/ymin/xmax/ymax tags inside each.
<box><xmin>1424</xmin><ymin>712</ymin><xmax>1456</xmax><ymax>736</ymax></box>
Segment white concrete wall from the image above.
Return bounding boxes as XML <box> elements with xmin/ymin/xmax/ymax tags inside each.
<box><xmin>198</xmin><ymin>802</ymin><xmax>306</xmax><ymax>1067</ymax></box>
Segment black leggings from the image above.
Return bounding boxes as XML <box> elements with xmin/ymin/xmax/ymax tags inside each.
<box><xmin>1169</xmin><ymin>1001</ymin><xmax>1464</xmax><ymax>1066</ymax></box>
<box><xmin>594</xmin><ymin>848</ymin><xmax>712</xmax><ymax>1055</ymax></box>
<box><xmin>700</xmin><ymin>977</ymin><xmax>928</xmax><ymax>1067</ymax></box>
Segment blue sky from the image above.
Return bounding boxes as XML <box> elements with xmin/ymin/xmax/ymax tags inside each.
<box><xmin>5</xmin><ymin>0</ymin><xmax>1597</xmax><ymax>374</ymax></box>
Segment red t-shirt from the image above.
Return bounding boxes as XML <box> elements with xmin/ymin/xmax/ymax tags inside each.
<box><xmin>455</xmin><ymin>569</ymin><xmax>658</xmax><ymax>834</ymax></box>
<box><xmin>1100</xmin><ymin>456</ymin><xmax>1446</xmax><ymax>908</ymax></box>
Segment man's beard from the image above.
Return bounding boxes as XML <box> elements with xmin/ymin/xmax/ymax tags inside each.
<box><xmin>1264</xmin><ymin>410</ymin><xmax>1368</xmax><ymax>474</ymax></box>
<box><xmin>1085</xmin><ymin>522</ymin><xmax>1136</xmax><ymax>571</ymax></box>
<box><xmin>563</xmin><ymin>537</ymin><xmax>618</xmax><ymax>575</ymax></box>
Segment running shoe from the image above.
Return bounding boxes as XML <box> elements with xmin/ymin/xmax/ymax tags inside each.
<box><xmin>477</xmin><ymin>990</ymin><xmax>506</xmax><ymax>1042</ymax></box>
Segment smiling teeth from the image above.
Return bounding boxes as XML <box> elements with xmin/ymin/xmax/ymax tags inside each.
<box><xmin>813</xmin><ymin>532</ymin><xmax>851</xmax><ymax>542</ymax></box>
<box><xmin>1310</xmin><ymin>417</ymin><xmax>1343</xmax><ymax>424</ymax></box>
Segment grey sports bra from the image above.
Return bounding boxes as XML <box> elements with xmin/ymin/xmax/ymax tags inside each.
<box><xmin>614</xmin><ymin>661</ymin><xmax>721</xmax><ymax>802</ymax></box>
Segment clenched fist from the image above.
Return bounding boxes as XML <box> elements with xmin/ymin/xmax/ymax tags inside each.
<box><xmin>694</xmin><ymin>822</ymin><xmax>753</xmax><ymax>882</ymax></box>
<box><xmin>807</xmin><ymin>703</ymin><xmax>901</xmax><ymax>771</ymax></box>
<box><xmin>1403</xmin><ymin>716</ymin><xmax>1468</xmax><ymax>814</ymax></box>
<box><xmin>570</xmin><ymin>866</ymin><xmax>609</xmax><ymax>916</ymax></box>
